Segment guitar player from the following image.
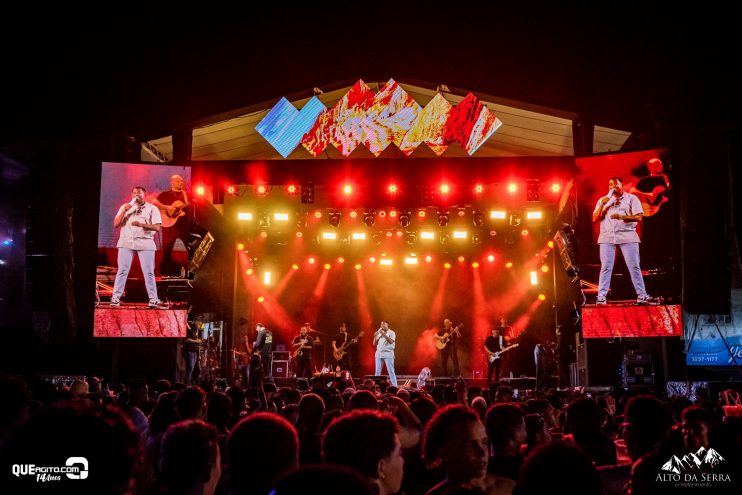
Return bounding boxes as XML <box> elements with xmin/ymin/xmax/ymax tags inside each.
<box><xmin>151</xmin><ymin>174</ymin><xmax>190</xmax><ymax>277</ymax></box>
<box><xmin>484</xmin><ymin>322</ymin><xmax>511</xmax><ymax>384</ymax></box>
<box><xmin>434</xmin><ymin>319</ymin><xmax>462</xmax><ymax>377</ymax></box>
<box><xmin>331</xmin><ymin>323</ymin><xmax>354</xmax><ymax>374</ymax></box>
<box><xmin>292</xmin><ymin>324</ymin><xmax>314</xmax><ymax>379</ymax></box>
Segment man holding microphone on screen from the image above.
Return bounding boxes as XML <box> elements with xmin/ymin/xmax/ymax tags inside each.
<box><xmin>110</xmin><ymin>186</ymin><xmax>166</xmax><ymax>308</ymax></box>
<box><xmin>592</xmin><ymin>177</ymin><xmax>658</xmax><ymax>306</ymax></box>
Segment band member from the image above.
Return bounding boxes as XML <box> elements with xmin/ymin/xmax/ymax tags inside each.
<box><xmin>292</xmin><ymin>324</ymin><xmax>314</xmax><ymax>379</ymax></box>
<box><xmin>373</xmin><ymin>320</ymin><xmax>397</xmax><ymax>386</ymax></box>
<box><xmin>331</xmin><ymin>323</ymin><xmax>353</xmax><ymax>373</ymax></box>
<box><xmin>484</xmin><ymin>325</ymin><xmax>510</xmax><ymax>384</ymax></box>
<box><xmin>110</xmin><ymin>186</ymin><xmax>165</xmax><ymax>308</ymax></box>
<box><xmin>434</xmin><ymin>319</ymin><xmax>462</xmax><ymax>377</ymax></box>
<box><xmin>253</xmin><ymin>323</ymin><xmax>273</xmax><ymax>379</ymax></box>
<box><xmin>185</xmin><ymin>316</ymin><xmax>204</xmax><ymax>384</ymax></box>
<box><xmin>592</xmin><ymin>177</ymin><xmax>658</xmax><ymax>305</ymax></box>
<box><xmin>151</xmin><ymin>174</ymin><xmax>190</xmax><ymax>277</ymax></box>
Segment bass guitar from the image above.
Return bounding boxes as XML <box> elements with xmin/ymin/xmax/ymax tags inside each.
<box><xmin>434</xmin><ymin>323</ymin><xmax>464</xmax><ymax>350</ymax></box>
<box><xmin>160</xmin><ymin>200</ymin><xmax>187</xmax><ymax>228</ymax></box>
<box><xmin>333</xmin><ymin>331</ymin><xmax>365</xmax><ymax>361</ymax></box>
<box><xmin>486</xmin><ymin>343</ymin><xmax>519</xmax><ymax>363</ymax></box>
<box><xmin>638</xmin><ymin>184</ymin><xmax>669</xmax><ymax>217</ymax></box>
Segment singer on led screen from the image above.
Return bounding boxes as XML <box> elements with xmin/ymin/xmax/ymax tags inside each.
<box><xmin>591</xmin><ymin>177</ymin><xmax>658</xmax><ymax>306</ymax></box>
<box><xmin>109</xmin><ymin>186</ymin><xmax>165</xmax><ymax>309</ymax></box>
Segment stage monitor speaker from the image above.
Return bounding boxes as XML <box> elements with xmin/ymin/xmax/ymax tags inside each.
<box><xmin>272</xmin><ymin>351</ymin><xmax>290</xmax><ymax>361</ymax></box>
<box><xmin>364</xmin><ymin>375</ymin><xmax>388</xmax><ymax>383</ymax></box>
<box><xmin>272</xmin><ymin>360</ymin><xmax>290</xmax><ymax>378</ymax></box>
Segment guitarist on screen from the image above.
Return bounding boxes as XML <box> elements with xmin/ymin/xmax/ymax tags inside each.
<box><xmin>629</xmin><ymin>157</ymin><xmax>670</xmax><ymax>218</ymax></box>
<box><xmin>484</xmin><ymin>317</ymin><xmax>514</xmax><ymax>384</ymax></box>
<box><xmin>151</xmin><ymin>174</ymin><xmax>190</xmax><ymax>276</ymax></box>
<box><xmin>434</xmin><ymin>319</ymin><xmax>463</xmax><ymax>377</ymax></box>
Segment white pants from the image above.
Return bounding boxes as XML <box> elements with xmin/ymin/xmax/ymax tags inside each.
<box><xmin>375</xmin><ymin>356</ymin><xmax>397</xmax><ymax>386</ymax></box>
<box><xmin>112</xmin><ymin>248</ymin><xmax>158</xmax><ymax>301</ymax></box>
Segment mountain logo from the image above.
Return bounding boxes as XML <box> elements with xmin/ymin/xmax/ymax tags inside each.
<box><xmin>661</xmin><ymin>447</ymin><xmax>725</xmax><ymax>473</ymax></box>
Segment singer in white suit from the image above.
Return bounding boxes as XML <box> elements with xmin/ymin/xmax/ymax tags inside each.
<box><xmin>110</xmin><ymin>186</ymin><xmax>164</xmax><ymax>308</ymax></box>
<box><xmin>373</xmin><ymin>320</ymin><xmax>397</xmax><ymax>386</ymax></box>
<box><xmin>592</xmin><ymin>177</ymin><xmax>657</xmax><ymax>306</ymax></box>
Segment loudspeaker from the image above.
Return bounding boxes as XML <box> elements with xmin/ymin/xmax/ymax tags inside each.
<box><xmin>272</xmin><ymin>360</ymin><xmax>290</xmax><ymax>378</ymax></box>
<box><xmin>272</xmin><ymin>351</ymin><xmax>290</xmax><ymax>361</ymax></box>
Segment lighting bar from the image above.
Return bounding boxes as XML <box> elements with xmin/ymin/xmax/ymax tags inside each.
<box><xmin>274</xmin><ymin>212</ymin><xmax>289</xmax><ymax>221</ymax></box>
<box><xmin>237</xmin><ymin>212</ymin><xmax>253</xmax><ymax>221</ymax></box>
<box><xmin>322</xmin><ymin>232</ymin><xmax>337</xmax><ymax>240</ymax></box>
<box><xmin>452</xmin><ymin>231</ymin><xmax>468</xmax><ymax>239</ymax></box>
<box><xmin>404</xmin><ymin>257</ymin><xmax>418</xmax><ymax>265</ymax></box>
<box><xmin>420</xmin><ymin>231</ymin><xmax>435</xmax><ymax>240</ymax></box>
<box><xmin>489</xmin><ymin>210</ymin><xmax>507</xmax><ymax>219</ymax></box>
<box><xmin>530</xmin><ymin>271</ymin><xmax>538</xmax><ymax>285</ymax></box>
<box><xmin>352</xmin><ymin>232</ymin><xmax>366</xmax><ymax>240</ymax></box>
<box><xmin>379</xmin><ymin>259</ymin><xmax>393</xmax><ymax>266</ymax></box>
<box><xmin>264</xmin><ymin>271</ymin><xmax>272</xmax><ymax>285</ymax></box>
<box><xmin>526</xmin><ymin>211</ymin><xmax>543</xmax><ymax>220</ymax></box>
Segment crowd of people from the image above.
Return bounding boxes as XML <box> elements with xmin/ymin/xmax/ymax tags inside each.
<box><xmin>1</xmin><ymin>368</ymin><xmax>740</xmax><ymax>494</ymax></box>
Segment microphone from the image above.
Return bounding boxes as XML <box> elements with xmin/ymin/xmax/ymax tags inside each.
<box><xmin>129</xmin><ymin>198</ymin><xmax>138</xmax><ymax>206</ymax></box>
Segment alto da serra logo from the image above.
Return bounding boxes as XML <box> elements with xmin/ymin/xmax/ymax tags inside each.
<box><xmin>661</xmin><ymin>447</ymin><xmax>725</xmax><ymax>473</ymax></box>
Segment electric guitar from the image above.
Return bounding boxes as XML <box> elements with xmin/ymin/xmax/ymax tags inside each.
<box><xmin>160</xmin><ymin>200</ymin><xmax>187</xmax><ymax>228</ymax></box>
<box><xmin>291</xmin><ymin>336</ymin><xmax>312</xmax><ymax>359</ymax></box>
<box><xmin>638</xmin><ymin>184</ymin><xmax>669</xmax><ymax>217</ymax></box>
<box><xmin>333</xmin><ymin>331</ymin><xmax>365</xmax><ymax>361</ymax></box>
<box><xmin>486</xmin><ymin>343</ymin><xmax>519</xmax><ymax>363</ymax></box>
<box><xmin>434</xmin><ymin>323</ymin><xmax>464</xmax><ymax>350</ymax></box>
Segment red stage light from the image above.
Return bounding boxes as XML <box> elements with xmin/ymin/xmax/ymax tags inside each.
<box><xmin>343</xmin><ymin>184</ymin><xmax>352</xmax><ymax>195</ymax></box>
<box><xmin>541</xmin><ymin>265</ymin><xmax>549</xmax><ymax>273</ymax></box>
<box><xmin>349</xmin><ymin>210</ymin><xmax>358</xmax><ymax>218</ymax></box>
<box><xmin>547</xmin><ymin>240</ymin><xmax>554</xmax><ymax>248</ymax></box>
<box><xmin>287</xmin><ymin>184</ymin><xmax>298</xmax><ymax>195</ymax></box>
<box><xmin>418</xmin><ymin>210</ymin><xmax>426</xmax><ymax>218</ymax></box>
<box><xmin>292</xmin><ymin>264</ymin><xmax>299</xmax><ymax>270</ymax></box>
<box><xmin>257</xmin><ymin>296</ymin><xmax>265</xmax><ymax>303</ymax></box>
<box><xmin>308</xmin><ymin>257</ymin><xmax>316</xmax><ymax>264</ymax></box>
<box><xmin>389</xmin><ymin>210</ymin><xmax>397</xmax><ymax>218</ymax></box>
<box><xmin>338</xmin><ymin>257</ymin><xmax>345</xmax><ymax>264</ymax></box>
<box><xmin>473</xmin><ymin>183</ymin><xmax>484</xmax><ymax>194</ymax></box>
<box><xmin>246</xmin><ymin>268</ymin><xmax>253</xmax><ymax>275</ymax></box>
<box><xmin>314</xmin><ymin>211</ymin><xmax>322</xmax><ymax>219</ymax></box>
<box><xmin>521</xmin><ymin>229</ymin><xmax>529</xmax><ymax>236</ymax></box>
<box><xmin>487</xmin><ymin>255</ymin><xmax>495</xmax><ymax>262</ymax></box>
<box><xmin>324</xmin><ymin>263</ymin><xmax>331</xmax><ymax>270</ymax></box>
<box><xmin>256</xmin><ymin>184</ymin><xmax>268</xmax><ymax>196</ymax></box>
<box><xmin>385</xmin><ymin>231</ymin><xmax>393</xmax><ymax>237</ymax></box>
<box><xmin>396</xmin><ymin>230</ymin><xmax>403</xmax><ymax>237</ymax></box>
<box><xmin>226</xmin><ymin>184</ymin><xmax>237</xmax><ymax>195</ymax></box>
<box><xmin>472</xmin><ymin>261</ymin><xmax>480</xmax><ymax>268</ymax></box>
<box><xmin>444</xmin><ymin>262</ymin><xmax>452</xmax><ymax>269</ymax></box>
<box><xmin>354</xmin><ymin>263</ymin><xmax>362</xmax><ymax>270</ymax></box>
<box><xmin>425</xmin><ymin>255</ymin><xmax>432</xmax><ymax>263</ymax></box>
<box><xmin>458</xmin><ymin>256</ymin><xmax>465</xmax><ymax>262</ymax></box>
<box><xmin>538</xmin><ymin>293</ymin><xmax>546</xmax><ymax>301</ymax></box>
<box><xmin>369</xmin><ymin>257</ymin><xmax>376</xmax><ymax>263</ymax></box>
<box><xmin>378</xmin><ymin>210</ymin><xmax>387</xmax><ymax>218</ymax></box>
<box><xmin>195</xmin><ymin>185</ymin><xmax>206</xmax><ymax>196</ymax></box>
<box><xmin>260</xmin><ymin>231</ymin><xmax>268</xmax><ymax>238</ymax></box>
<box><xmin>236</xmin><ymin>243</ymin><xmax>244</xmax><ymax>251</ymax></box>
<box><xmin>507</xmin><ymin>183</ymin><xmax>517</xmax><ymax>193</ymax></box>
<box><xmin>387</xmin><ymin>183</ymin><xmax>398</xmax><ymax>194</ymax></box>
<box><xmin>296</xmin><ymin>232</ymin><xmax>303</xmax><ymax>238</ymax></box>
<box><xmin>440</xmin><ymin>183</ymin><xmax>450</xmax><ymax>194</ymax></box>
<box><xmin>551</xmin><ymin>182</ymin><xmax>561</xmax><ymax>193</ymax></box>
<box><xmin>505</xmin><ymin>261</ymin><xmax>513</xmax><ymax>268</ymax></box>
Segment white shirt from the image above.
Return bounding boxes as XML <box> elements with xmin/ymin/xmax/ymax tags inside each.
<box><xmin>374</xmin><ymin>328</ymin><xmax>396</xmax><ymax>358</ymax></box>
<box><xmin>116</xmin><ymin>202</ymin><xmax>162</xmax><ymax>251</ymax></box>
<box><xmin>595</xmin><ymin>192</ymin><xmax>642</xmax><ymax>244</ymax></box>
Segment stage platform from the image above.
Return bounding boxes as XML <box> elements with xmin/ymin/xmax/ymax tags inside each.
<box><xmin>272</xmin><ymin>375</ymin><xmax>535</xmax><ymax>391</ymax></box>
<box><xmin>94</xmin><ymin>306</ymin><xmax>188</xmax><ymax>337</ymax></box>
<box><xmin>582</xmin><ymin>303</ymin><xmax>682</xmax><ymax>339</ymax></box>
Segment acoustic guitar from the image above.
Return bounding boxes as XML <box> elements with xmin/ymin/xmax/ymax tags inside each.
<box><xmin>434</xmin><ymin>323</ymin><xmax>464</xmax><ymax>350</ymax></box>
<box><xmin>160</xmin><ymin>200</ymin><xmax>187</xmax><ymax>228</ymax></box>
<box><xmin>639</xmin><ymin>185</ymin><xmax>669</xmax><ymax>217</ymax></box>
<box><xmin>486</xmin><ymin>343</ymin><xmax>519</xmax><ymax>363</ymax></box>
<box><xmin>333</xmin><ymin>331</ymin><xmax>365</xmax><ymax>361</ymax></box>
